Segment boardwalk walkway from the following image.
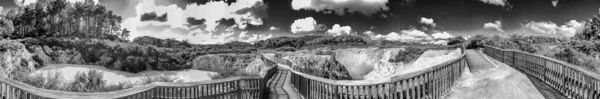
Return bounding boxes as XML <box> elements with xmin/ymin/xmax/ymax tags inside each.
<box><xmin>265</xmin><ymin>49</ymin><xmax>568</xmax><ymax>99</ymax></box>
<box><xmin>266</xmin><ymin>66</ymin><xmax>302</xmax><ymax>99</ymax></box>
<box><xmin>445</xmin><ymin>49</ymin><xmax>567</xmax><ymax>99</ymax></box>
<box><xmin>465</xmin><ymin>50</ymin><xmax>496</xmax><ymax>72</ymax></box>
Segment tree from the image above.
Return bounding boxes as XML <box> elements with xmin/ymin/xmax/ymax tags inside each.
<box><xmin>577</xmin><ymin>15</ymin><xmax>600</xmax><ymax>41</ymax></box>
<box><xmin>0</xmin><ymin>17</ymin><xmax>14</xmax><ymax>38</ymax></box>
<box><xmin>121</xmin><ymin>28</ymin><xmax>130</xmax><ymax>41</ymax></box>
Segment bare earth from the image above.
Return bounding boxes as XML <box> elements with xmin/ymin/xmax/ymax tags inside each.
<box><xmin>443</xmin><ymin>50</ymin><xmax>545</xmax><ymax>99</ymax></box>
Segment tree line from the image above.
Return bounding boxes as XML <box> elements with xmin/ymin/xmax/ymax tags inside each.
<box><xmin>0</xmin><ymin>0</ymin><xmax>127</xmax><ymax>41</ymax></box>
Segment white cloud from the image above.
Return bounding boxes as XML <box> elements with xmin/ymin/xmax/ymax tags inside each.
<box><xmin>269</xmin><ymin>26</ymin><xmax>278</xmax><ymax>30</ymax></box>
<box><xmin>420</xmin><ymin>17</ymin><xmax>436</xmax><ymax>27</ymax></box>
<box><xmin>120</xmin><ymin>0</ymin><xmax>268</xmax><ymax>44</ymax></box>
<box><xmin>483</xmin><ymin>21</ymin><xmax>505</xmax><ymax>32</ymax></box>
<box><xmin>523</xmin><ymin>20</ymin><xmax>584</xmax><ymax>37</ymax></box>
<box><xmin>184</xmin><ymin>29</ymin><xmax>237</xmax><ymax>44</ymax></box>
<box><xmin>290</xmin><ymin>17</ymin><xmax>325</xmax><ymax>33</ymax></box>
<box><xmin>291</xmin><ymin>0</ymin><xmax>389</xmax><ymax>15</ymax></box>
<box><xmin>478</xmin><ymin>0</ymin><xmax>508</xmax><ymax>7</ymax></box>
<box><xmin>237</xmin><ymin>31</ymin><xmax>273</xmax><ymax>43</ymax></box>
<box><xmin>327</xmin><ymin>24</ymin><xmax>353</xmax><ymax>36</ymax></box>
<box><xmin>421</xmin><ymin>40</ymin><xmax>449</xmax><ymax>45</ymax></box>
<box><xmin>565</xmin><ymin>20</ymin><xmax>584</xmax><ymax>30</ymax></box>
<box><xmin>66</xmin><ymin>0</ymin><xmax>99</xmax><ymax>4</ymax></box>
<box><xmin>14</xmin><ymin>0</ymin><xmax>37</xmax><ymax>6</ymax></box>
<box><xmin>0</xmin><ymin>7</ymin><xmax>3</xmax><ymax>13</ymax></box>
<box><xmin>431</xmin><ymin>32</ymin><xmax>455</xmax><ymax>39</ymax></box>
<box><xmin>369</xmin><ymin>29</ymin><xmax>432</xmax><ymax>41</ymax></box>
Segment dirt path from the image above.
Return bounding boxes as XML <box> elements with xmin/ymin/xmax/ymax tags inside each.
<box><xmin>443</xmin><ymin>50</ymin><xmax>546</xmax><ymax>99</ymax></box>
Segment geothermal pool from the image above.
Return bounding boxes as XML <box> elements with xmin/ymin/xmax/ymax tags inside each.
<box><xmin>30</xmin><ymin>64</ymin><xmax>218</xmax><ymax>85</ymax></box>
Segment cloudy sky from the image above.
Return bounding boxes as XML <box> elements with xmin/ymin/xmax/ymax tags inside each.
<box><xmin>1</xmin><ymin>0</ymin><xmax>600</xmax><ymax>44</ymax></box>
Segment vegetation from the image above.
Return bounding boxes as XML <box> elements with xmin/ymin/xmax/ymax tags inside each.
<box><xmin>471</xmin><ymin>34</ymin><xmax>600</xmax><ymax>73</ymax></box>
<box><xmin>14</xmin><ymin>70</ymin><xmax>183</xmax><ymax>92</ymax></box>
<box><xmin>191</xmin><ymin>54</ymin><xmax>262</xmax><ymax>79</ymax></box>
<box><xmin>463</xmin><ymin>14</ymin><xmax>600</xmax><ymax>73</ymax></box>
<box><xmin>254</xmin><ymin>35</ymin><xmax>367</xmax><ymax>49</ymax></box>
<box><xmin>132</xmin><ymin>36</ymin><xmax>192</xmax><ymax>48</ymax></box>
<box><xmin>389</xmin><ymin>47</ymin><xmax>426</xmax><ymax>63</ymax></box>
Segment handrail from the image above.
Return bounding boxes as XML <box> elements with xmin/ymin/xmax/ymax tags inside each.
<box><xmin>289</xmin><ymin>44</ymin><xmax>468</xmax><ymax>99</ymax></box>
<box><xmin>483</xmin><ymin>45</ymin><xmax>600</xmax><ymax>99</ymax></box>
<box><xmin>0</xmin><ymin>58</ymin><xmax>279</xmax><ymax>99</ymax></box>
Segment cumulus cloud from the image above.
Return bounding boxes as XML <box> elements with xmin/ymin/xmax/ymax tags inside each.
<box><xmin>420</xmin><ymin>17</ymin><xmax>436</xmax><ymax>27</ymax></box>
<box><xmin>66</xmin><ymin>0</ymin><xmax>99</xmax><ymax>4</ymax></box>
<box><xmin>291</xmin><ymin>0</ymin><xmax>389</xmax><ymax>15</ymax></box>
<box><xmin>186</xmin><ymin>17</ymin><xmax>206</xmax><ymax>26</ymax></box>
<box><xmin>478</xmin><ymin>0</ymin><xmax>508</xmax><ymax>7</ymax></box>
<box><xmin>14</xmin><ymin>0</ymin><xmax>100</xmax><ymax>6</ymax></box>
<box><xmin>552</xmin><ymin>0</ymin><xmax>559</xmax><ymax>7</ymax></box>
<box><xmin>14</xmin><ymin>0</ymin><xmax>37</xmax><ymax>6</ymax></box>
<box><xmin>431</xmin><ymin>32</ymin><xmax>455</xmax><ymax>39</ymax></box>
<box><xmin>269</xmin><ymin>26</ymin><xmax>278</xmax><ymax>30</ymax></box>
<box><xmin>327</xmin><ymin>24</ymin><xmax>353</xmax><ymax>36</ymax></box>
<box><xmin>483</xmin><ymin>21</ymin><xmax>505</xmax><ymax>32</ymax></box>
<box><xmin>290</xmin><ymin>17</ymin><xmax>325</xmax><ymax>33</ymax></box>
<box><xmin>523</xmin><ymin>20</ymin><xmax>584</xmax><ymax>37</ymax></box>
<box><xmin>368</xmin><ymin>29</ymin><xmax>432</xmax><ymax>41</ymax></box>
<box><xmin>0</xmin><ymin>7</ymin><xmax>3</xmax><ymax>13</ymax></box>
<box><xmin>140</xmin><ymin>12</ymin><xmax>168</xmax><ymax>22</ymax></box>
<box><xmin>237</xmin><ymin>31</ymin><xmax>274</xmax><ymax>43</ymax></box>
<box><xmin>121</xmin><ymin>0</ymin><xmax>269</xmax><ymax>44</ymax></box>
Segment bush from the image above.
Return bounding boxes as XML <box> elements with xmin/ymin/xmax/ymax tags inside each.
<box><xmin>139</xmin><ymin>75</ymin><xmax>183</xmax><ymax>85</ymax></box>
<box><xmin>68</xmin><ymin>70</ymin><xmax>107</xmax><ymax>92</ymax></box>
<box><xmin>389</xmin><ymin>47</ymin><xmax>426</xmax><ymax>63</ymax></box>
<box><xmin>16</xmin><ymin>70</ymin><xmax>137</xmax><ymax>92</ymax></box>
<box><xmin>482</xmin><ymin>34</ymin><xmax>600</xmax><ymax>73</ymax></box>
<box><xmin>0</xmin><ymin>39</ymin><xmax>25</xmax><ymax>51</ymax></box>
<box><xmin>276</xmin><ymin>47</ymin><xmax>297</xmax><ymax>51</ymax></box>
<box><xmin>16</xmin><ymin>71</ymin><xmax>64</xmax><ymax>90</ymax></box>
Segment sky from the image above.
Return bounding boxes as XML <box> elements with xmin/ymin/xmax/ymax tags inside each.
<box><xmin>1</xmin><ymin>0</ymin><xmax>600</xmax><ymax>44</ymax></box>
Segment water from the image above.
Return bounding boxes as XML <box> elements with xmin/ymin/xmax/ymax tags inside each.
<box><xmin>29</xmin><ymin>64</ymin><xmax>218</xmax><ymax>85</ymax></box>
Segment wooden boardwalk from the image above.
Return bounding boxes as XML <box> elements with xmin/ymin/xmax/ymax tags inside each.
<box><xmin>465</xmin><ymin>50</ymin><xmax>496</xmax><ymax>72</ymax></box>
<box><xmin>266</xmin><ymin>69</ymin><xmax>302</xmax><ymax>99</ymax></box>
<box><xmin>467</xmin><ymin>49</ymin><xmax>567</xmax><ymax>99</ymax></box>
<box><xmin>267</xmin><ymin>70</ymin><xmax>289</xmax><ymax>99</ymax></box>
<box><xmin>263</xmin><ymin>49</ymin><xmax>569</xmax><ymax>99</ymax></box>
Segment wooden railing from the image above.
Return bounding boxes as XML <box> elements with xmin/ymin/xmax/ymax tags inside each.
<box><xmin>484</xmin><ymin>45</ymin><xmax>600</xmax><ymax>99</ymax></box>
<box><xmin>290</xmin><ymin>45</ymin><xmax>468</xmax><ymax>99</ymax></box>
<box><xmin>0</xmin><ymin>59</ymin><xmax>278</xmax><ymax>99</ymax></box>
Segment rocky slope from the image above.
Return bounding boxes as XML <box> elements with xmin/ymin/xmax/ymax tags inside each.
<box><xmin>333</xmin><ymin>48</ymin><xmax>406</xmax><ymax>79</ymax></box>
<box><xmin>191</xmin><ymin>54</ymin><xmax>275</xmax><ymax>78</ymax></box>
<box><xmin>0</xmin><ymin>40</ymin><xmax>39</xmax><ymax>78</ymax></box>
<box><xmin>264</xmin><ymin>47</ymin><xmax>462</xmax><ymax>83</ymax></box>
<box><xmin>284</xmin><ymin>53</ymin><xmax>353</xmax><ymax>80</ymax></box>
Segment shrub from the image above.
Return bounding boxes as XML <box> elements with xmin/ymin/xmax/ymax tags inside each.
<box><xmin>16</xmin><ymin>71</ymin><xmax>64</xmax><ymax>90</ymax></box>
<box><xmin>389</xmin><ymin>47</ymin><xmax>426</xmax><ymax>63</ymax></box>
<box><xmin>139</xmin><ymin>75</ymin><xmax>183</xmax><ymax>85</ymax></box>
<box><xmin>68</xmin><ymin>70</ymin><xmax>107</xmax><ymax>92</ymax></box>
<box><xmin>276</xmin><ymin>47</ymin><xmax>297</xmax><ymax>51</ymax></box>
<box><xmin>16</xmin><ymin>70</ymin><xmax>137</xmax><ymax>92</ymax></box>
